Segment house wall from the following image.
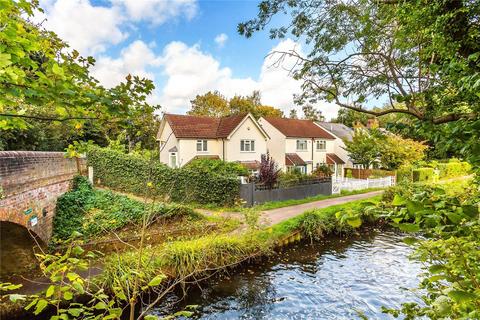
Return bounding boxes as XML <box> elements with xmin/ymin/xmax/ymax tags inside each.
<box><xmin>158</xmin><ymin>121</ymin><xmax>178</xmax><ymax>166</ymax></box>
<box><xmin>333</xmin><ymin>139</ymin><xmax>354</xmax><ymax>168</ymax></box>
<box><xmin>257</xmin><ymin>118</ymin><xmax>286</xmax><ymax>170</ymax></box>
<box><xmin>177</xmin><ymin>139</ymin><xmax>222</xmax><ymax>167</ymax></box>
<box><xmin>285</xmin><ymin>138</ymin><xmax>336</xmax><ymax>173</ymax></box>
<box><xmin>225</xmin><ymin>117</ymin><xmax>268</xmax><ymax>162</ymax></box>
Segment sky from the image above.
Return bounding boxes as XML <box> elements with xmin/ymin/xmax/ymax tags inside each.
<box><xmin>34</xmin><ymin>0</ymin><xmax>341</xmax><ymax>120</ymax></box>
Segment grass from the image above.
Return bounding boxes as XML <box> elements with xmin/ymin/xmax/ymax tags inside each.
<box><xmin>100</xmin><ymin>194</ymin><xmax>383</xmax><ymax>293</ymax></box>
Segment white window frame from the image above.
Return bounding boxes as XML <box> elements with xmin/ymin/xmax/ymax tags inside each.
<box><xmin>316</xmin><ymin>140</ymin><xmax>326</xmax><ymax>151</ymax></box>
<box><xmin>196</xmin><ymin>139</ymin><xmax>208</xmax><ymax>152</ymax></box>
<box><xmin>296</xmin><ymin>139</ymin><xmax>308</xmax><ymax>151</ymax></box>
<box><xmin>240</xmin><ymin>139</ymin><xmax>255</xmax><ymax>152</ymax></box>
<box><xmin>170</xmin><ymin>152</ymin><xmax>177</xmax><ymax>168</ymax></box>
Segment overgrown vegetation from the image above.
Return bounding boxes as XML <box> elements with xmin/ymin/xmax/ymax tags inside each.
<box><xmin>87</xmin><ymin>146</ymin><xmax>240</xmax><ymax>205</ymax></box>
<box><xmin>399</xmin><ymin>159</ymin><xmax>472</xmax><ymax>183</ymax></box>
<box><xmin>53</xmin><ymin>176</ymin><xmax>199</xmax><ymax>241</ymax></box>
<box><xmin>184</xmin><ymin>158</ymin><xmax>249</xmax><ymax>177</ymax></box>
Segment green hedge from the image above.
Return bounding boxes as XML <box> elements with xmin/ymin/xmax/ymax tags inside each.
<box><xmin>53</xmin><ymin>176</ymin><xmax>198</xmax><ymax>240</ymax></box>
<box><xmin>86</xmin><ymin>147</ymin><xmax>240</xmax><ymax>205</ymax></box>
<box><xmin>436</xmin><ymin>160</ymin><xmax>472</xmax><ymax>179</ymax></box>
<box><xmin>412</xmin><ymin>167</ymin><xmax>435</xmax><ymax>182</ymax></box>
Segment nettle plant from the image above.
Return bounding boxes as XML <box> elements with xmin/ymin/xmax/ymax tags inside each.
<box><xmin>378</xmin><ymin>185</ymin><xmax>480</xmax><ymax>319</ymax></box>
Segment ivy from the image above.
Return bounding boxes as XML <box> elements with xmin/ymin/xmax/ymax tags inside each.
<box><xmin>86</xmin><ymin>147</ymin><xmax>240</xmax><ymax>206</ymax></box>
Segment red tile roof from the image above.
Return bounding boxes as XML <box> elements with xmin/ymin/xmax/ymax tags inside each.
<box><xmin>263</xmin><ymin>117</ymin><xmax>335</xmax><ymax>139</ymax></box>
<box><xmin>326</xmin><ymin>153</ymin><xmax>345</xmax><ymax>165</ymax></box>
<box><xmin>285</xmin><ymin>153</ymin><xmax>307</xmax><ymax>166</ymax></box>
<box><xmin>164</xmin><ymin>113</ymin><xmax>247</xmax><ymax>139</ymax></box>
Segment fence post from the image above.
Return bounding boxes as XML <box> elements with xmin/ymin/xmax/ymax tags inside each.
<box><xmin>88</xmin><ymin>166</ymin><xmax>94</xmax><ymax>184</ymax></box>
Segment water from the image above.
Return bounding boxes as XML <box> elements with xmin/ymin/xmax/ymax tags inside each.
<box><xmin>152</xmin><ymin>229</ymin><xmax>423</xmax><ymax>319</ymax></box>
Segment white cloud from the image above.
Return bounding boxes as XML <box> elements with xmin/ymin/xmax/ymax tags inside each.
<box><xmin>112</xmin><ymin>0</ymin><xmax>198</xmax><ymax>25</ymax></box>
<box><xmin>91</xmin><ymin>40</ymin><xmax>161</xmax><ymax>88</ymax></box>
<box><xmin>36</xmin><ymin>0</ymin><xmax>127</xmax><ymax>56</ymax></box>
<box><xmin>157</xmin><ymin>39</ymin><xmax>340</xmax><ymax>120</ymax></box>
<box><xmin>214</xmin><ymin>33</ymin><xmax>228</xmax><ymax>48</ymax></box>
<box><xmin>35</xmin><ymin>0</ymin><xmax>199</xmax><ymax>56</ymax></box>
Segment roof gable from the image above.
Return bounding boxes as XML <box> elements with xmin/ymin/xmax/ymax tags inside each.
<box><xmin>160</xmin><ymin>113</ymin><xmax>268</xmax><ymax>139</ymax></box>
<box><xmin>263</xmin><ymin>117</ymin><xmax>335</xmax><ymax>139</ymax></box>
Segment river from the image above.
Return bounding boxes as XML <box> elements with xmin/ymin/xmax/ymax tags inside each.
<box><xmin>151</xmin><ymin>229</ymin><xmax>423</xmax><ymax>319</ymax></box>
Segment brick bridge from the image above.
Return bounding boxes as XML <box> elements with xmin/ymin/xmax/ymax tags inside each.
<box><xmin>0</xmin><ymin>151</ymin><xmax>85</xmax><ymax>243</ymax></box>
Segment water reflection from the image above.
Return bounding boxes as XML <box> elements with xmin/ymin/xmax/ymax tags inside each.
<box><xmin>152</xmin><ymin>229</ymin><xmax>422</xmax><ymax>319</ymax></box>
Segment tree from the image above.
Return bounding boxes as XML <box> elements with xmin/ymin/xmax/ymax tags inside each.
<box><xmin>379</xmin><ymin>134</ymin><xmax>427</xmax><ymax>170</ymax></box>
<box><xmin>302</xmin><ymin>105</ymin><xmax>325</xmax><ymax>121</ymax></box>
<box><xmin>0</xmin><ymin>1</ymin><xmax>159</xmax><ymax>133</ymax></box>
<box><xmin>332</xmin><ymin>109</ymin><xmax>371</xmax><ymax>128</ymax></box>
<box><xmin>188</xmin><ymin>90</ymin><xmax>283</xmax><ymax>119</ymax></box>
<box><xmin>289</xmin><ymin>109</ymin><xmax>298</xmax><ymax>119</ymax></box>
<box><xmin>239</xmin><ymin>0</ymin><xmax>479</xmax><ymax>125</ymax></box>
<box><xmin>188</xmin><ymin>91</ymin><xmax>230</xmax><ymax>117</ymax></box>
<box><xmin>344</xmin><ymin>129</ymin><xmax>382</xmax><ymax>169</ymax></box>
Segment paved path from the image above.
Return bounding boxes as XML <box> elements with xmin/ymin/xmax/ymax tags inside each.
<box><xmin>259</xmin><ymin>191</ymin><xmax>383</xmax><ymax>226</ymax></box>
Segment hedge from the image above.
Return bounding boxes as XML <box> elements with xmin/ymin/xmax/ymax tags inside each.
<box><xmin>436</xmin><ymin>160</ymin><xmax>472</xmax><ymax>179</ymax></box>
<box><xmin>86</xmin><ymin>147</ymin><xmax>240</xmax><ymax>206</ymax></box>
<box><xmin>53</xmin><ymin>176</ymin><xmax>199</xmax><ymax>240</ymax></box>
<box><xmin>412</xmin><ymin>167</ymin><xmax>435</xmax><ymax>182</ymax></box>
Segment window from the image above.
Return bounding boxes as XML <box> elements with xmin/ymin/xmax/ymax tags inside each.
<box><xmin>296</xmin><ymin>139</ymin><xmax>308</xmax><ymax>151</ymax></box>
<box><xmin>316</xmin><ymin>140</ymin><xmax>326</xmax><ymax>151</ymax></box>
<box><xmin>169</xmin><ymin>153</ymin><xmax>177</xmax><ymax>168</ymax></box>
<box><xmin>196</xmin><ymin>139</ymin><xmax>207</xmax><ymax>152</ymax></box>
<box><xmin>240</xmin><ymin>140</ymin><xmax>255</xmax><ymax>152</ymax></box>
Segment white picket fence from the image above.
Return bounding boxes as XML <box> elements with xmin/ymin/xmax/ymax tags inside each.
<box><xmin>332</xmin><ymin>176</ymin><xmax>395</xmax><ymax>194</ymax></box>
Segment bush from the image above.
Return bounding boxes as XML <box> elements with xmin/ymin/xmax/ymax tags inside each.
<box><xmin>412</xmin><ymin>167</ymin><xmax>435</xmax><ymax>182</ymax></box>
<box><xmin>87</xmin><ymin>146</ymin><xmax>240</xmax><ymax>205</ymax></box>
<box><xmin>436</xmin><ymin>161</ymin><xmax>471</xmax><ymax>179</ymax></box>
<box><xmin>185</xmin><ymin>158</ymin><xmax>249</xmax><ymax>176</ymax></box>
<box><xmin>53</xmin><ymin>176</ymin><xmax>198</xmax><ymax>240</ymax></box>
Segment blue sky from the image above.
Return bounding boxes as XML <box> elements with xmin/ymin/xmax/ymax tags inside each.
<box><xmin>36</xmin><ymin>0</ymin><xmax>340</xmax><ymax>119</ymax></box>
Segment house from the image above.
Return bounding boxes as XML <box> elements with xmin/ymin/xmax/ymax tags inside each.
<box><xmin>157</xmin><ymin>113</ymin><xmax>269</xmax><ymax>172</ymax></box>
<box><xmin>316</xmin><ymin>122</ymin><xmax>355</xmax><ymax>168</ymax></box>
<box><xmin>258</xmin><ymin>117</ymin><xmax>345</xmax><ymax>177</ymax></box>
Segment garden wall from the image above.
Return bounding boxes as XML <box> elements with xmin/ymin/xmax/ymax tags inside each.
<box><xmin>240</xmin><ymin>181</ymin><xmax>332</xmax><ymax>206</ymax></box>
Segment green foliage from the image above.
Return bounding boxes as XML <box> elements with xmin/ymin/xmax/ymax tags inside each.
<box><xmin>436</xmin><ymin>160</ymin><xmax>472</xmax><ymax>179</ymax></box>
<box><xmin>0</xmin><ymin>0</ymin><xmax>160</xmax><ymax>134</ymax></box>
<box><xmin>53</xmin><ymin>176</ymin><xmax>197</xmax><ymax>240</ymax></box>
<box><xmin>6</xmin><ymin>237</ymin><xmax>122</xmax><ymax>319</ymax></box>
<box><xmin>87</xmin><ymin>146</ymin><xmax>240</xmax><ymax>205</ymax></box>
<box><xmin>185</xmin><ymin>158</ymin><xmax>249</xmax><ymax>177</ymax></box>
<box><xmin>412</xmin><ymin>167</ymin><xmax>435</xmax><ymax>182</ymax></box>
<box><xmin>373</xmin><ymin>180</ymin><xmax>480</xmax><ymax>319</ymax></box>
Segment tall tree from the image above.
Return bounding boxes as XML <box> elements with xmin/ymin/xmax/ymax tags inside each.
<box><xmin>289</xmin><ymin>109</ymin><xmax>298</xmax><ymax>119</ymax></box>
<box><xmin>0</xmin><ymin>0</ymin><xmax>160</xmax><ymax>144</ymax></box>
<box><xmin>239</xmin><ymin>0</ymin><xmax>480</xmax><ymax>166</ymax></box>
<box><xmin>188</xmin><ymin>90</ymin><xmax>283</xmax><ymax>118</ymax></box>
<box><xmin>188</xmin><ymin>91</ymin><xmax>230</xmax><ymax>117</ymax></box>
<box><xmin>302</xmin><ymin>105</ymin><xmax>325</xmax><ymax>121</ymax></box>
<box><xmin>332</xmin><ymin>109</ymin><xmax>371</xmax><ymax>127</ymax></box>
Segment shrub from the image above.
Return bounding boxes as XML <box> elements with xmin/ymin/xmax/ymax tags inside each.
<box><xmin>346</xmin><ymin>169</ymin><xmax>353</xmax><ymax>178</ymax></box>
<box><xmin>86</xmin><ymin>146</ymin><xmax>240</xmax><ymax>205</ymax></box>
<box><xmin>312</xmin><ymin>164</ymin><xmax>333</xmax><ymax>177</ymax></box>
<box><xmin>185</xmin><ymin>158</ymin><xmax>249</xmax><ymax>176</ymax></box>
<box><xmin>53</xmin><ymin>176</ymin><xmax>198</xmax><ymax>240</ymax></box>
<box><xmin>412</xmin><ymin>167</ymin><xmax>435</xmax><ymax>182</ymax></box>
<box><xmin>258</xmin><ymin>152</ymin><xmax>279</xmax><ymax>189</ymax></box>
<box><xmin>436</xmin><ymin>161</ymin><xmax>471</xmax><ymax>179</ymax></box>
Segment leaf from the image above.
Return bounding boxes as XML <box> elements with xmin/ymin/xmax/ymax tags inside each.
<box><xmin>397</xmin><ymin>223</ymin><xmax>420</xmax><ymax>233</ymax></box>
<box><xmin>45</xmin><ymin>285</ymin><xmax>55</xmax><ymax>298</ymax></box>
<box><xmin>67</xmin><ymin>308</ymin><xmax>83</xmax><ymax>317</ymax></box>
<box><xmin>0</xmin><ymin>53</ymin><xmax>12</xmax><ymax>68</ymax></box>
<box><xmin>392</xmin><ymin>195</ymin><xmax>406</xmax><ymax>206</ymax></box>
<box><xmin>34</xmin><ymin>299</ymin><xmax>49</xmax><ymax>315</ymax></box>
<box><xmin>448</xmin><ymin>290</ymin><xmax>477</xmax><ymax>302</ymax></box>
<box><xmin>52</xmin><ymin>63</ymin><xmax>64</xmax><ymax>76</ymax></box>
<box><xmin>402</xmin><ymin>237</ymin><xmax>418</xmax><ymax>245</ymax></box>
<box><xmin>94</xmin><ymin>301</ymin><xmax>107</xmax><ymax>310</ymax></box>
<box><xmin>429</xmin><ymin>264</ymin><xmax>445</xmax><ymax>274</ymax></box>
<box><xmin>148</xmin><ymin>274</ymin><xmax>166</xmax><ymax>287</ymax></box>
<box><xmin>72</xmin><ymin>282</ymin><xmax>84</xmax><ymax>294</ymax></box>
<box><xmin>144</xmin><ymin>316</ymin><xmax>159</xmax><ymax>320</ymax></box>
<box><xmin>63</xmin><ymin>291</ymin><xmax>73</xmax><ymax>300</ymax></box>
<box><xmin>346</xmin><ymin>217</ymin><xmax>362</xmax><ymax>228</ymax></box>
<box><xmin>72</xmin><ymin>246</ymin><xmax>84</xmax><ymax>256</ymax></box>
<box><xmin>446</xmin><ymin>212</ymin><xmax>462</xmax><ymax>224</ymax></box>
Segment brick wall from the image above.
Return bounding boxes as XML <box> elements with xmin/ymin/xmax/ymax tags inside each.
<box><xmin>0</xmin><ymin>151</ymin><xmax>86</xmax><ymax>242</ymax></box>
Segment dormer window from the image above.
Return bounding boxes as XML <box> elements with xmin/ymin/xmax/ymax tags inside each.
<box><xmin>196</xmin><ymin>140</ymin><xmax>207</xmax><ymax>152</ymax></box>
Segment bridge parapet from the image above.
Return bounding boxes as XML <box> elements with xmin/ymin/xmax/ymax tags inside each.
<box><xmin>0</xmin><ymin>151</ymin><xmax>86</xmax><ymax>243</ymax></box>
